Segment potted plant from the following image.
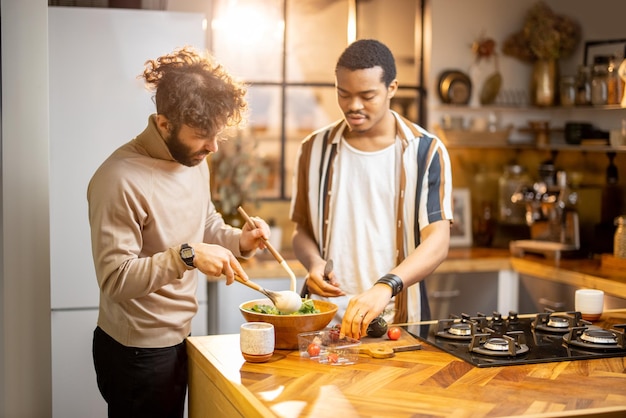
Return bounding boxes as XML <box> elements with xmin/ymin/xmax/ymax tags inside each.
<box><xmin>209</xmin><ymin>129</ymin><xmax>269</xmax><ymax>227</ymax></box>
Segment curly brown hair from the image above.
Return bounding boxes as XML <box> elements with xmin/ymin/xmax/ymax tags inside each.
<box><xmin>141</xmin><ymin>46</ymin><xmax>248</xmax><ymax>137</ymax></box>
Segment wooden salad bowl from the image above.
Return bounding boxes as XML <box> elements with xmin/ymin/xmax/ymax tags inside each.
<box><xmin>239</xmin><ymin>298</ymin><xmax>338</xmax><ymax>349</ymax></box>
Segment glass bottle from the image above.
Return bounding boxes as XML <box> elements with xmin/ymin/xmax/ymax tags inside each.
<box><xmin>591</xmin><ymin>55</ymin><xmax>609</xmax><ymax>106</ymax></box>
<box><xmin>498</xmin><ymin>164</ymin><xmax>531</xmax><ymax>225</ymax></box>
<box><xmin>614</xmin><ymin>216</ymin><xmax>626</xmax><ymax>258</ymax></box>
<box><xmin>607</xmin><ymin>55</ymin><xmax>619</xmax><ymax>105</ymax></box>
<box><xmin>554</xmin><ymin>171</ymin><xmax>578</xmax><ymax>244</ymax></box>
<box><xmin>575</xmin><ymin>65</ymin><xmax>591</xmax><ymax>106</ymax></box>
<box><xmin>559</xmin><ymin>75</ymin><xmax>576</xmax><ymax>107</ymax></box>
<box><xmin>555</xmin><ymin>171</ymin><xmax>577</xmax><ymax>210</ymax></box>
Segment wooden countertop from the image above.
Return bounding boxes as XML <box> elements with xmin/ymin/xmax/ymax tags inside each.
<box><xmin>187</xmin><ymin>310</ymin><xmax>626</xmax><ymax>418</ymax></box>
<box><xmin>241</xmin><ymin>248</ymin><xmax>512</xmax><ymax>279</ymax></box>
<box><xmin>242</xmin><ymin>248</ymin><xmax>626</xmax><ymax>299</ymax></box>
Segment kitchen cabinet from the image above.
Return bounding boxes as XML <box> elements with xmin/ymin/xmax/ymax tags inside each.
<box><xmin>424</xmin><ymin>270</ymin><xmax>518</xmax><ymax>318</ymax></box>
<box><xmin>426</xmin><ymin>268</ymin><xmax>626</xmax><ymax>318</ymax></box>
<box><xmin>518</xmin><ymin>273</ymin><xmax>626</xmax><ymax>314</ymax></box>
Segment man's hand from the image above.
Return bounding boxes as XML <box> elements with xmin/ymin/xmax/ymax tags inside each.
<box><xmin>191</xmin><ymin>243</ymin><xmax>247</xmax><ymax>283</ymax></box>
<box><xmin>239</xmin><ymin>216</ymin><xmax>270</xmax><ymax>254</ymax></box>
<box><xmin>340</xmin><ymin>284</ymin><xmax>392</xmax><ymax>340</ymax></box>
<box><xmin>303</xmin><ymin>261</ymin><xmax>344</xmax><ymax>297</ymax></box>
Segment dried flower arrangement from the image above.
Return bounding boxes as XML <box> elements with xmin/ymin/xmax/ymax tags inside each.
<box><xmin>209</xmin><ymin>130</ymin><xmax>269</xmax><ymax>218</ymax></box>
<box><xmin>502</xmin><ymin>1</ymin><xmax>581</xmax><ymax>63</ymax></box>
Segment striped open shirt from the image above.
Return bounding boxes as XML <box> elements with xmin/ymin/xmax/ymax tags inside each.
<box><xmin>290</xmin><ymin>110</ymin><xmax>453</xmax><ymax>323</ymax></box>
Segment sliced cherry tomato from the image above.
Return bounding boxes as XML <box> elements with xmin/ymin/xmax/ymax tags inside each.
<box><xmin>328</xmin><ymin>327</ymin><xmax>340</xmax><ymax>342</ymax></box>
<box><xmin>327</xmin><ymin>352</ymin><xmax>339</xmax><ymax>363</ymax></box>
<box><xmin>387</xmin><ymin>326</ymin><xmax>401</xmax><ymax>340</ymax></box>
<box><xmin>307</xmin><ymin>342</ymin><xmax>321</xmax><ymax>357</ymax></box>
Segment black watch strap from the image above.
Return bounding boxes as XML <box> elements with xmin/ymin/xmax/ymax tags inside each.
<box><xmin>180</xmin><ymin>243</ymin><xmax>195</xmax><ymax>267</ymax></box>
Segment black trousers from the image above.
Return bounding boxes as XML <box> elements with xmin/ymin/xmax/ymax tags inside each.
<box><xmin>92</xmin><ymin>327</ymin><xmax>188</xmax><ymax>418</ymax></box>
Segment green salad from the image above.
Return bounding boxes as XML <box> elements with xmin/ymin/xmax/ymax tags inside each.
<box><xmin>247</xmin><ymin>298</ymin><xmax>319</xmax><ymax>315</ymax></box>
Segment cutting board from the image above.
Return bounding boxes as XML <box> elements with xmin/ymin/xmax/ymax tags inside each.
<box><xmin>358</xmin><ymin>328</ymin><xmax>421</xmax><ymax>358</ymax></box>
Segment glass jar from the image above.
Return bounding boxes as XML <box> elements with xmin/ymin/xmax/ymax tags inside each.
<box><xmin>607</xmin><ymin>55</ymin><xmax>619</xmax><ymax>105</ymax></box>
<box><xmin>559</xmin><ymin>75</ymin><xmax>576</xmax><ymax>107</ymax></box>
<box><xmin>591</xmin><ymin>55</ymin><xmax>609</xmax><ymax>106</ymax></box>
<box><xmin>498</xmin><ymin>164</ymin><xmax>531</xmax><ymax>225</ymax></box>
<box><xmin>575</xmin><ymin>65</ymin><xmax>591</xmax><ymax>106</ymax></box>
<box><xmin>614</xmin><ymin>216</ymin><xmax>626</xmax><ymax>258</ymax></box>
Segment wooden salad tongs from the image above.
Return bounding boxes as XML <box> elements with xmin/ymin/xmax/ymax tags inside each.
<box><xmin>237</xmin><ymin>206</ymin><xmax>298</xmax><ymax>292</ymax></box>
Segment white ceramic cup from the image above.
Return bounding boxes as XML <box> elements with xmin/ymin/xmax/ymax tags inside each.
<box><xmin>575</xmin><ymin>289</ymin><xmax>604</xmax><ymax>321</ymax></box>
<box><xmin>240</xmin><ymin>322</ymin><xmax>275</xmax><ymax>363</ymax></box>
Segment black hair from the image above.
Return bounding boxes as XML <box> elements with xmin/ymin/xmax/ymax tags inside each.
<box><xmin>335</xmin><ymin>39</ymin><xmax>397</xmax><ymax>87</ymax></box>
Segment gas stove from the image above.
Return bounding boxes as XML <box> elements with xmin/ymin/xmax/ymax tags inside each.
<box><xmin>409</xmin><ymin>311</ymin><xmax>626</xmax><ymax>367</ymax></box>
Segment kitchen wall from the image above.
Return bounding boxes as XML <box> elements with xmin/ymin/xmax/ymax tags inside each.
<box><xmin>1</xmin><ymin>1</ymin><xmax>52</xmax><ymax>417</ymax></box>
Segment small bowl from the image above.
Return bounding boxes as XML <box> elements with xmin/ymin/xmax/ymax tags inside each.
<box><xmin>239</xmin><ymin>298</ymin><xmax>338</xmax><ymax>349</ymax></box>
<box><xmin>298</xmin><ymin>330</ymin><xmax>361</xmax><ymax>365</ymax></box>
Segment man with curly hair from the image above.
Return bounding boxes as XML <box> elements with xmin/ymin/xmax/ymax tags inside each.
<box><xmin>88</xmin><ymin>46</ymin><xmax>270</xmax><ymax>418</ymax></box>
<box><xmin>291</xmin><ymin>39</ymin><xmax>453</xmax><ymax>339</ymax></box>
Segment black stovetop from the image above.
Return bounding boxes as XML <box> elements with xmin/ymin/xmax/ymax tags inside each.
<box><xmin>407</xmin><ymin>311</ymin><xmax>626</xmax><ymax>368</ymax></box>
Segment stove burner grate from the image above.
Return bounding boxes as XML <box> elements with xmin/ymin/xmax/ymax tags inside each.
<box><xmin>532</xmin><ymin>311</ymin><xmax>588</xmax><ymax>334</ymax></box>
<box><xmin>469</xmin><ymin>331</ymin><xmax>529</xmax><ymax>357</ymax></box>
<box><xmin>563</xmin><ymin>325</ymin><xmax>626</xmax><ymax>351</ymax></box>
<box><xmin>435</xmin><ymin>314</ymin><xmax>486</xmax><ymax>341</ymax></box>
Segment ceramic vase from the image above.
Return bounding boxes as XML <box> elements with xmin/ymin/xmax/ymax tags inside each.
<box><xmin>531</xmin><ymin>59</ymin><xmax>558</xmax><ymax>107</ymax></box>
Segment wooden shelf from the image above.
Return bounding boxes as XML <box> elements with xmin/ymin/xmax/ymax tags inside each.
<box><xmin>435</xmin><ymin>104</ymin><xmax>626</xmax><ymax>112</ymax></box>
<box><xmin>444</xmin><ymin>142</ymin><xmax>626</xmax><ymax>153</ymax></box>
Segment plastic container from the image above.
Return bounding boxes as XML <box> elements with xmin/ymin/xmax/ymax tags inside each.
<box><xmin>298</xmin><ymin>329</ymin><xmax>361</xmax><ymax>365</ymax></box>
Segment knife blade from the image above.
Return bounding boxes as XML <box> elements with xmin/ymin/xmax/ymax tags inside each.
<box><xmin>323</xmin><ymin>259</ymin><xmax>333</xmax><ymax>282</ymax></box>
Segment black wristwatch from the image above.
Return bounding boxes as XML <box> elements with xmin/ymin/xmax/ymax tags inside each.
<box><xmin>180</xmin><ymin>243</ymin><xmax>195</xmax><ymax>267</ymax></box>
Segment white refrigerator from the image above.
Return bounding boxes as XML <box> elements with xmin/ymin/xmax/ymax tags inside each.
<box><xmin>49</xmin><ymin>7</ymin><xmax>207</xmax><ymax>417</ymax></box>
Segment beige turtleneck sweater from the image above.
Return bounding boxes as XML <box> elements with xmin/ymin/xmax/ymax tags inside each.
<box><xmin>88</xmin><ymin>114</ymin><xmax>243</xmax><ymax>348</ymax></box>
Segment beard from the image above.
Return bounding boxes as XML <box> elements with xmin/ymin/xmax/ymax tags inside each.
<box><xmin>165</xmin><ymin>129</ymin><xmax>208</xmax><ymax>167</ymax></box>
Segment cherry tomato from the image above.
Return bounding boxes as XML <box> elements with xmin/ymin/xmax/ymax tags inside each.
<box><xmin>327</xmin><ymin>352</ymin><xmax>339</xmax><ymax>363</ymax></box>
<box><xmin>387</xmin><ymin>326</ymin><xmax>401</xmax><ymax>341</ymax></box>
<box><xmin>307</xmin><ymin>342</ymin><xmax>321</xmax><ymax>357</ymax></box>
<box><xmin>328</xmin><ymin>327</ymin><xmax>340</xmax><ymax>342</ymax></box>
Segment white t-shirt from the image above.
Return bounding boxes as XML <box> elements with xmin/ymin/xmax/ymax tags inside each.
<box><xmin>320</xmin><ymin>138</ymin><xmax>397</xmax><ymax>323</ymax></box>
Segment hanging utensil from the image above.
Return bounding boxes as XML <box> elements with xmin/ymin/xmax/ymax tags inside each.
<box><xmin>233</xmin><ymin>275</ymin><xmax>302</xmax><ymax>314</ymax></box>
<box><xmin>237</xmin><ymin>206</ymin><xmax>298</xmax><ymax>292</ymax></box>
